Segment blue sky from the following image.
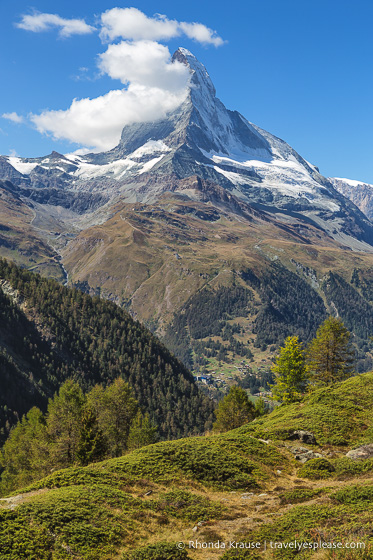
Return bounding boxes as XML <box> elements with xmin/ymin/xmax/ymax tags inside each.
<box><xmin>0</xmin><ymin>0</ymin><xmax>372</xmax><ymax>183</ymax></box>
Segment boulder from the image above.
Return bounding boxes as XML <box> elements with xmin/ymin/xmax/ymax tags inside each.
<box><xmin>288</xmin><ymin>446</ymin><xmax>323</xmax><ymax>463</ymax></box>
<box><xmin>289</xmin><ymin>430</ymin><xmax>317</xmax><ymax>445</ymax></box>
<box><xmin>346</xmin><ymin>444</ymin><xmax>373</xmax><ymax>461</ymax></box>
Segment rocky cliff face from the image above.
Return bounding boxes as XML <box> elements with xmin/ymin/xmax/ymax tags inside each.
<box><xmin>330</xmin><ymin>177</ymin><xmax>373</xmax><ymax>222</ymax></box>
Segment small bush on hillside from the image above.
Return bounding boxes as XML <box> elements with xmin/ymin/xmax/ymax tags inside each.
<box><xmin>333</xmin><ymin>457</ymin><xmax>373</xmax><ymax>478</ymax></box>
<box><xmin>298</xmin><ymin>458</ymin><xmax>335</xmax><ymax>480</ymax></box>
<box><xmin>122</xmin><ymin>542</ymin><xmax>191</xmax><ymax>560</ymax></box>
<box><xmin>332</xmin><ymin>484</ymin><xmax>373</xmax><ymax>504</ymax></box>
<box><xmin>279</xmin><ymin>488</ymin><xmax>323</xmax><ymax>504</ymax></box>
<box><xmin>153</xmin><ymin>490</ymin><xmax>226</xmax><ymax>522</ymax></box>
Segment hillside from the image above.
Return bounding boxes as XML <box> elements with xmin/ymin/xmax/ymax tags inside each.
<box><xmin>2</xmin><ymin>372</ymin><xmax>373</xmax><ymax>559</ymax></box>
<box><xmin>0</xmin><ymin>258</ymin><xmax>214</xmax><ymax>443</ymax></box>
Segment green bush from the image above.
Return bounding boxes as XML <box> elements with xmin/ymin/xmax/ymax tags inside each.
<box><xmin>122</xmin><ymin>542</ymin><xmax>191</xmax><ymax>560</ymax></box>
<box><xmin>332</xmin><ymin>484</ymin><xmax>373</xmax><ymax>504</ymax></box>
<box><xmin>333</xmin><ymin>457</ymin><xmax>373</xmax><ymax>478</ymax></box>
<box><xmin>298</xmin><ymin>458</ymin><xmax>335</xmax><ymax>480</ymax></box>
<box><xmin>153</xmin><ymin>490</ymin><xmax>226</xmax><ymax>522</ymax></box>
<box><xmin>279</xmin><ymin>488</ymin><xmax>323</xmax><ymax>504</ymax></box>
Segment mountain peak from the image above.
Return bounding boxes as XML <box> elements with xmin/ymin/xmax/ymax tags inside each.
<box><xmin>172</xmin><ymin>47</ymin><xmax>216</xmax><ymax>98</ymax></box>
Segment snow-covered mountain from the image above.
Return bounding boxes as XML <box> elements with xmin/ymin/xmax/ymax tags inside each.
<box><xmin>1</xmin><ymin>47</ymin><xmax>373</xmax><ymax>250</ymax></box>
<box><xmin>330</xmin><ymin>177</ymin><xmax>373</xmax><ymax>222</ymax></box>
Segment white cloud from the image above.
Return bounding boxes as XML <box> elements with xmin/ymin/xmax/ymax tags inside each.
<box><xmin>2</xmin><ymin>112</ymin><xmax>25</xmax><ymax>124</ymax></box>
<box><xmin>100</xmin><ymin>7</ymin><xmax>224</xmax><ymax>46</ymax></box>
<box><xmin>29</xmin><ymin>39</ymin><xmax>191</xmax><ymax>151</ymax></box>
<box><xmin>30</xmin><ymin>84</ymin><xmax>188</xmax><ymax>151</ymax></box>
<box><xmin>179</xmin><ymin>22</ymin><xmax>224</xmax><ymax>47</ymax></box>
<box><xmin>98</xmin><ymin>40</ymin><xmax>190</xmax><ymax>90</ymax></box>
<box><xmin>16</xmin><ymin>12</ymin><xmax>95</xmax><ymax>38</ymax></box>
<box><xmin>13</xmin><ymin>7</ymin><xmax>224</xmax><ymax>151</ymax></box>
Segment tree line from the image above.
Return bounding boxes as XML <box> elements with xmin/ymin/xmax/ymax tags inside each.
<box><xmin>271</xmin><ymin>316</ymin><xmax>355</xmax><ymax>403</ymax></box>
<box><xmin>0</xmin><ymin>258</ymin><xmax>214</xmax><ymax>440</ymax></box>
<box><xmin>0</xmin><ymin>378</ymin><xmax>157</xmax><ymax>494</ymax></box>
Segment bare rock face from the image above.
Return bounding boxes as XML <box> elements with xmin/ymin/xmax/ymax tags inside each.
<box><xmin>346</xmin><ymin>444</ymin><xmax>373</xmax><ymax>461</ymax></box>
<box><xmin>330</xmin><ymin>177</ymin><xmax>373</xmax><ymax>222</ymax></box>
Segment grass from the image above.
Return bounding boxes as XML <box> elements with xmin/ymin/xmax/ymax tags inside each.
<box><xmin>5</xmin><ymin>371</ymin><xmax>373</xmax><ymax>559</ymax></box>
<box><xmin>243</xmin><ymin>373</ymin><xmax>373</xmax><ymax>446</ymax></box>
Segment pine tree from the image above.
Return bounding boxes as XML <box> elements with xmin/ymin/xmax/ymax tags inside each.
<box><xmin>306</xmin><ymin>317</ymin><xmax>355</xmax><ymax>384</ymax></box>
<box><xmin>87</xmin><ymin>378</ymin><xmax>138</xmax><ymax>457</ymax></box>
<box><xmin>271</xmin><ymin>336</ymin><xmax>307</xmax><ymax>403</ymax></box>
<box><xmin>46</xmin><ymin>380</ymin><xmax>85</xmax><ymax>467</ymax></box>
<box><xmin>127</xmin><ymin>412</ymin><xmax>158</xmax><ymax>451</ymax></box>
<box><xmin>213</xmin><ymin>386</ymin><xmax>255</xmax><ymax>433</ymax></box>
<box><xmin>76</xmin><ymin>407</ymin><xmax>106</xmax><ymax>466</ymax></box>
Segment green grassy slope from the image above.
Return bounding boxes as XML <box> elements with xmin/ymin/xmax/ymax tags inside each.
<box><xmin>3</xmin><ymin>372</ymin><xmax>373</xmax><ymax>559</ymax></box>
<box><xmin>244</xmin><ymin>372</ymin><xmax>373</xmax><ymax>446</ymax></box>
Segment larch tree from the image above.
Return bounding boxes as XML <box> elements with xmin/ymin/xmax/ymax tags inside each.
<box><xmin>306</xmin><ymin>316</ymin><xmax>354</xmax><ymax>385</ymax></box>
<box><xmin>271</xmin><ymin>336</ymin><xmax>307</xmax><ymax>403</ymax></box>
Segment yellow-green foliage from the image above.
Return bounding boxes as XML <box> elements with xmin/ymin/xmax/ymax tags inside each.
<box><xmin>279</xmin><ymin>488</ymin><xmax>324</xmax><ymax>504</ymax></box>
<box><xmin>0</xmin><ymin>484</ymin><xmax>227</xmax><ymax>559</ymax></box>
<box><xmin>102</xmin><ymin>431</ymin><xmax>290</xmax><ymax>490</ymax></box>
<box><xmin>232</xmin><ymin>478</ymin><xmax>373</xmax><ymax>559</ymax></box>
<box><xmin>298</xmin><ymin>458</ymin><xmax>335</xmax><ymax>480</ymax></box>
<box><xmin>244</xmin><ymin>372</ymin><xmax>373</xmax><ymax>446</ymax></box>
<box><xmin>121</xmin><ymin>542</ymin><xmax>192</xmax><ymax>559</ymax></box>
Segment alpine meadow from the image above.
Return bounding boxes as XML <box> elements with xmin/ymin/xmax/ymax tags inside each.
<box><xmin>1</xmin><ymin>3</ymin><xmax>373</xmax><ymax>559</ymax></box>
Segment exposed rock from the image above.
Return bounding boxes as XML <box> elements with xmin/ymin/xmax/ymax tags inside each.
<box><xmin>346</xmin><ymin>444</ymin><xmax>373</xmax><ymax>461</ymax></box>
<box><xmin>289</xmin><ymin>430</ymin><xmax>317</xmax><ymax>445</ymax></box>
<box><xmin>288</xmin><ymin>445</ymin><xmax>323</xmax><ymax>463</ymax></box>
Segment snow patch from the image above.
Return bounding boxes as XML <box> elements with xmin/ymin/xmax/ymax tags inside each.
<box><xmin>131</xmin><ymin>140</ymin><xmax>171</xmax><ymax>159</ymax></box>
<box><xmin>332</xmin><ymin>177</ymin><xmax>373</xmax><ymax>188</ymax></box>
<box><xmin>74</xmin><ymin>158</ymin><xmax>137</xmax><ymax>180</ymax></box>
<box><xmin>138</xmin><ymin>155</ymin><xmax>165</xmax><ymax>174</ymax></box>
<box><xmin>7</xmin><ymin>157</ymin><xmax>38</xmax><ymax>175</ymax></box>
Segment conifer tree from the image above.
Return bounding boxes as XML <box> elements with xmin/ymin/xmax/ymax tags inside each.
<box><xmin>87</xmin><ymin>378</ymin><xmax>138</xmax><ymax>457</ymax></box>
<box><xmin>271</xmin><ymin>336</ymin><xmax>307</xmax><ymax>403</ymax></box>
<box><xmin>306</xmin><ymin>317</ymin><xmax>354</xmax><ymax>384</ymax></box>
<box><xmin>213</xmin><ymin>386</ymin><xmax>255</xmax><ymax>432</ymax></box>
<box><xmin>46</xmin><ymin>380</ymin><xmax>85</xmax><ymax>467</ymax></box>
<box><xmin>76</xmin><ymin>407</ymin><xmax>106</xmax><ymax>466</ymax></box>
<box><xmin>127</xmin><ymin>412</ymin><xmax>158</xmax><ymax>451</ymax></box>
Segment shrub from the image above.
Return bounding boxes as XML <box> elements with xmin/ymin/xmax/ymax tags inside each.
<box><xmin>279</xmin><ymin>488</ymin><xmax>323</xmax><ymax>504</ymax></box>
<box><xmin>332</xmin><ymin>484</ymin><xmax>373</xmax><ymax>504</ymax></box>
<box><xmin>153</xmin><ymin>490</ymin><xmax>226</xmax><ymax>522</ymax></box>
<box><xmin>122</xmin><ymin>542</ymin><xmax>191</xmax><ymax>560</ymax></box>
<box><xmin>298</xmin><ymin>458</ymin><xmax>335</xmax><ymax>480</ymax></box>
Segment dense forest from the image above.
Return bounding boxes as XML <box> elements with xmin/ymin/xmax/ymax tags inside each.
<box><xmin>163</xmin><ymin>262</ymin><xmax>373</xmax><ymax>373</ymax></box>
<box><xmin>0</xmin><ymin>258</ymin><xmax>214</xmax><ymax>443</ymax></box>
<box><xmin>164</xmin><ymin>285</ymin><xmax>254</xmax><ymax>368</ymax></box>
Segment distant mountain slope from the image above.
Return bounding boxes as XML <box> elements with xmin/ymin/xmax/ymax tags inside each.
<box><xmin>1</xmin><ymin>49</ymin><xmax>373</xmax><ymax>374</ymax></box>
<box><xmin>0</xmin><ymin>258</ymin><xmax>214</xmax><ymax>443</ymax></box>
<box><xmin>330</xmin><ymin>177</ymin><xmax>373</xmax><ymax>222</ymax></box>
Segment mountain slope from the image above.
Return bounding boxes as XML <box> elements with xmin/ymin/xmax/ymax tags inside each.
<box><xmin>0</xmin><ymin>258</ymin><xmax>214</xmax><ymax>443</ymax></box>
<box><xmin>2</xmin><ymin>372</ymin><xmax>373</xmax><ymax>559</ymax></box>
<box><xmin>1</xmin><ymin>49</ymin><xmax>373</xmax><ymax>374</ymax></box>
<box><xmin>331</xmin><ymin>176</ymin><xmax>373</xmax><ymax>221</ymax></box>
